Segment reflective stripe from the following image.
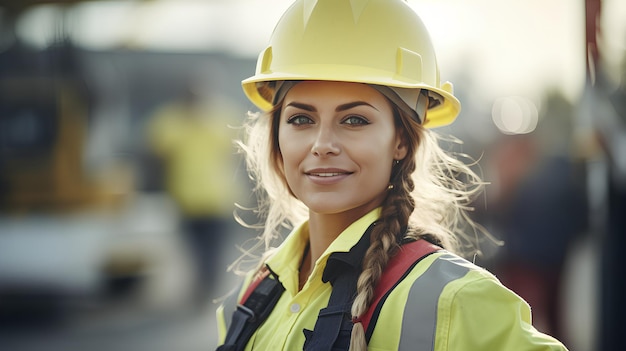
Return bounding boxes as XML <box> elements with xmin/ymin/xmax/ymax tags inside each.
<box><xmin>398</xmin><ymin>254</ymin><xmax>471</xmax><ymax>351</ymax></box>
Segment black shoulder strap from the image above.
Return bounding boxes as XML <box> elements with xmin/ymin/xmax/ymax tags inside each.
<box><xmin>302</xmin><ymin>221</ymin><xmax>377</xmax><ymax>351</ymax></box>
<box><xmin>217</xmin><ymin>268</ymin><xmax>285</xmax><ymax>351</ymax></box>
<box><xmin>303</xmin><ymin>264</ymin><xmax>356</xmax><ymax>351</ymax></box>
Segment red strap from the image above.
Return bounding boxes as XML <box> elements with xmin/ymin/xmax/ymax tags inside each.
<box><xmin>239</xmin><ymin>267</ymin><xmax>271</xmax><ymax>304</ymax></box>
<box><xmin>358</xmin><ymin>240</ymin><xmax>440</xmax><ymax>330</ymax></box>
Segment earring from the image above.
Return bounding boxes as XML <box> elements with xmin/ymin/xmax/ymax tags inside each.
<box><xmin>389</xmin><ymin>160</ymin><xmax>401</xmax><ymax>190</ymax></box>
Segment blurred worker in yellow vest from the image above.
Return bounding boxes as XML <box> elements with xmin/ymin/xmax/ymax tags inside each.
<box><xmin>147</xmin><ymin>83</ymin><xmax>242</xmax><ymax>306</ymax></box>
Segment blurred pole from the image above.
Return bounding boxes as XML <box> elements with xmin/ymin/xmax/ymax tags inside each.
<box><xmin>585</xmin><ymin>0</ymin><xmax>600</xmax><ymax>86</ymax></box>
<box><xmin>584</xmin><ymin>0</ymin><xmax>626</xmax><ymax>350</ymax></box>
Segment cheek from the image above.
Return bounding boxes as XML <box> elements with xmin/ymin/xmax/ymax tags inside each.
<box><xmin>352</xmin><ymin>141</ymin><xmax>394</xmax><ymax>178</ymax></box>
<box><xmin>278</xmin><ymin>131</ymin><xmax>301</xmax><ymax>176</ymax></box>
<box><xmin>361</xmin><ymin>135</ymin><xmax>396</xmax><ymax>162</ymax></box>
<box><xmin>278</xmin><ymin>131</ymin><xmax>292</xmax><ymax>164</ymax></box>
<box><xmin>276</xmin><ymin>133</ymin><xmax>299</xmax><ymax>196</ymax></box>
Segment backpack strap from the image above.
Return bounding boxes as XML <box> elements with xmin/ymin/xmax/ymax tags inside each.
<box><xmin>217</xmin><ymin>266</ymin><xmax>285</xmax><ymax>351</ymax></box>
<box><xmin>362</xmin><ymin>239</ymin><xmax>441</xmax><ymax>341</ymax></box>
<box><xmin>302</xmin><ymin>221</ymin><xmax>378</xmax><ymax>351</ymax></box>
<box><xmin>303</xmin><ymin>259</ymin><xmax>357</xmax><ymax>351</ymax></box>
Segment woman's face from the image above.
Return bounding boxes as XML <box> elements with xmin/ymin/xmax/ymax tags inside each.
<box><xmin>278</xmin><ymin>81</ymin><xmax>407</xmax><ymax>218</ymax></box>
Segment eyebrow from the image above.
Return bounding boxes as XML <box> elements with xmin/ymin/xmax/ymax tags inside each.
<box><xmin>284</xmin><ymin>101</ymin><xmax>379</xmax><ymax>112</ymax></box>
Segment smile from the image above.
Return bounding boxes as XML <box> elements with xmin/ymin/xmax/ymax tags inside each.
<box><xmin>308</xmin><ymin>172</ymin><xmax>348</xmax><ymax>177</ymax></box>
<box><xmin>304</xmin><ymin>169</ymin><xmax>353</xmax><ymax>184</ymax></box>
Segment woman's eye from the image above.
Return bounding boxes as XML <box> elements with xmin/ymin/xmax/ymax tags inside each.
<box><xmin>343</xmin><ymin>115</ymin><xmax>370</xmax><ymax>125</ymax></box>
<box><xmin>286</xmin><ymin>115</ymin><xmax>314</xmax><ymax>126</ymax></box>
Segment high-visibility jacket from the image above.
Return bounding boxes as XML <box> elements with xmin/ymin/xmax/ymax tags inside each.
<box><xmin>216</xmin><ymin>209</ymin><xmax>568</xmax><ymax>350</ymax></box>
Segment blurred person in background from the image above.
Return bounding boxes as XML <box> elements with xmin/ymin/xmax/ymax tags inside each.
<box><xmin>483</xmin><ymin>117</ymin><xmax>588</xmax><ymax>345</ymax></box>
<box><xmin>214</xmin><ymin>0</ymin><xmax>569</xmax><ymax>350</ymax></box>
<box><xmin>146</xmin><ymin>83</ymin><xmax>241</xmax><ymax>307</ymax></box>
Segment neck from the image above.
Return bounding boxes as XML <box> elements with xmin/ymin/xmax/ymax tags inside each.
<box><xmin>306</xmin><ymin>209</ymin><xmax>370</xmax><ymax>266</ymax></box>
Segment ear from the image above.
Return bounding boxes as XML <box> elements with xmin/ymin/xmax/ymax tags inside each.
<box><xmin>393</xmin><ymin>132</ymin><xmax>409</xmax><ymax>160</ymax></box>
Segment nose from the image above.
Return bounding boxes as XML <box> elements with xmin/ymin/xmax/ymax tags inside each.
<box><xmin>311</xmin><ymin>126</ymin><xmax>340</xmax><ymax>157</ymax></box>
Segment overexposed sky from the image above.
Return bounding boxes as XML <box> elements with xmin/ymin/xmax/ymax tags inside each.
<box><xmin>13</xmin><ymin>0</ymin><xmax>626</xmax><ymax>105</ymax></box>
<box><xmin>409</xmin><ymin>0</ymin><xmax>586</xmax><ymax>102</ymax></box>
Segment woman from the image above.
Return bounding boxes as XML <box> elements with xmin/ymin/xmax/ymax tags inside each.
<box><xmin>216</xmin><ymin>0</ymin><xmax>569</xmax><ymax>350</ymax></box>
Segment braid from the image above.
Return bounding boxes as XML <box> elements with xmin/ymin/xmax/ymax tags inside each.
<box><xmin>349</xmin><ymin>140</ymin><xmax>417</xmax><ymax>350</ymax></box>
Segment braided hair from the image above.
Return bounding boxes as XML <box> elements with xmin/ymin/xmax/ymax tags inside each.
<box><xmin>348</xmin><ymin>105</ymin><xmax>419</xmax><ymax>350</ymax></box>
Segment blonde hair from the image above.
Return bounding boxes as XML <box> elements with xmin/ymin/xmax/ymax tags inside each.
<box><xmin>233</xmin><ymin>95</ymin><xmax>488</xmax><ymax>349</ymax></box>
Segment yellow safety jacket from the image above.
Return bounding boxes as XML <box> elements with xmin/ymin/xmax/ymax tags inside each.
<box><xmin>216</xmin><ymin>209</ymin><xmax>568</xmax><ymax>350</ymax></box>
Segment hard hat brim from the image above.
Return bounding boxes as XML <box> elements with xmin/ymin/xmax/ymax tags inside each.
<box><xmin>242</xmin><ymin>63</ymin><xmax>460</xmax><ymax>128</ymax></box>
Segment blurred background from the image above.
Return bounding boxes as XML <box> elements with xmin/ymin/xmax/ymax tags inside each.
<box><xmin>0</xmin><ymin>0</ymin><xmax>624</xmax><ymax>350</ymax></box>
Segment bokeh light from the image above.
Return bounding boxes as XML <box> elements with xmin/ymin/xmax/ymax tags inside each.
<box><xmin>492</xmin><ymin>96</ymin><xmax>539</xmax><ymax>134</ymax></box>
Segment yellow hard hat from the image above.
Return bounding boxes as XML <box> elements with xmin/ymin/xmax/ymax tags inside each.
<box><xmin>241</xmin><ymin>0</ymin><xmax>460</xmax><ymax>128</ymax></box>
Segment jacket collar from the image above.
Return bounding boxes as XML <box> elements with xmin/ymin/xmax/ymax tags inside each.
<box><xmin>322</xmin><ymin>221</ymin><xmax>376</xmax><ymax>284</ymax></box>
<box><xmin>266</xmin><ymin>209</ymin><xmax>382</xmax><ymax>292</ymax></box>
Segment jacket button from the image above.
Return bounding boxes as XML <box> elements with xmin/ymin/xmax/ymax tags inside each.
<box><xmin>290</xmin><ymin>303</ymin><xmax>301</xmax><ymax>313</ymax></box>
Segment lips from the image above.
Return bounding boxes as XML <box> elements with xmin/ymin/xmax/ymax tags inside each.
<box><xmin>305</xmin><ymin>168</ymin><xmax>352</xmax><ymax>177</ymax></box>
<box><xmin>307</xmin><ymin>172</ymin><xmax>348</xmax><ymax>177</ymax></box>
<box><xmin>304</xmin><ymin>168</ymin><xmax>353</xmax><ymax>184</ymax></box>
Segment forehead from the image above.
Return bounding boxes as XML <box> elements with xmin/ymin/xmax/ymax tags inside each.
<box><xmin>283</xmin><ymin>81</ymin><xmax>389</xmax><ymax>105</ymax></box>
